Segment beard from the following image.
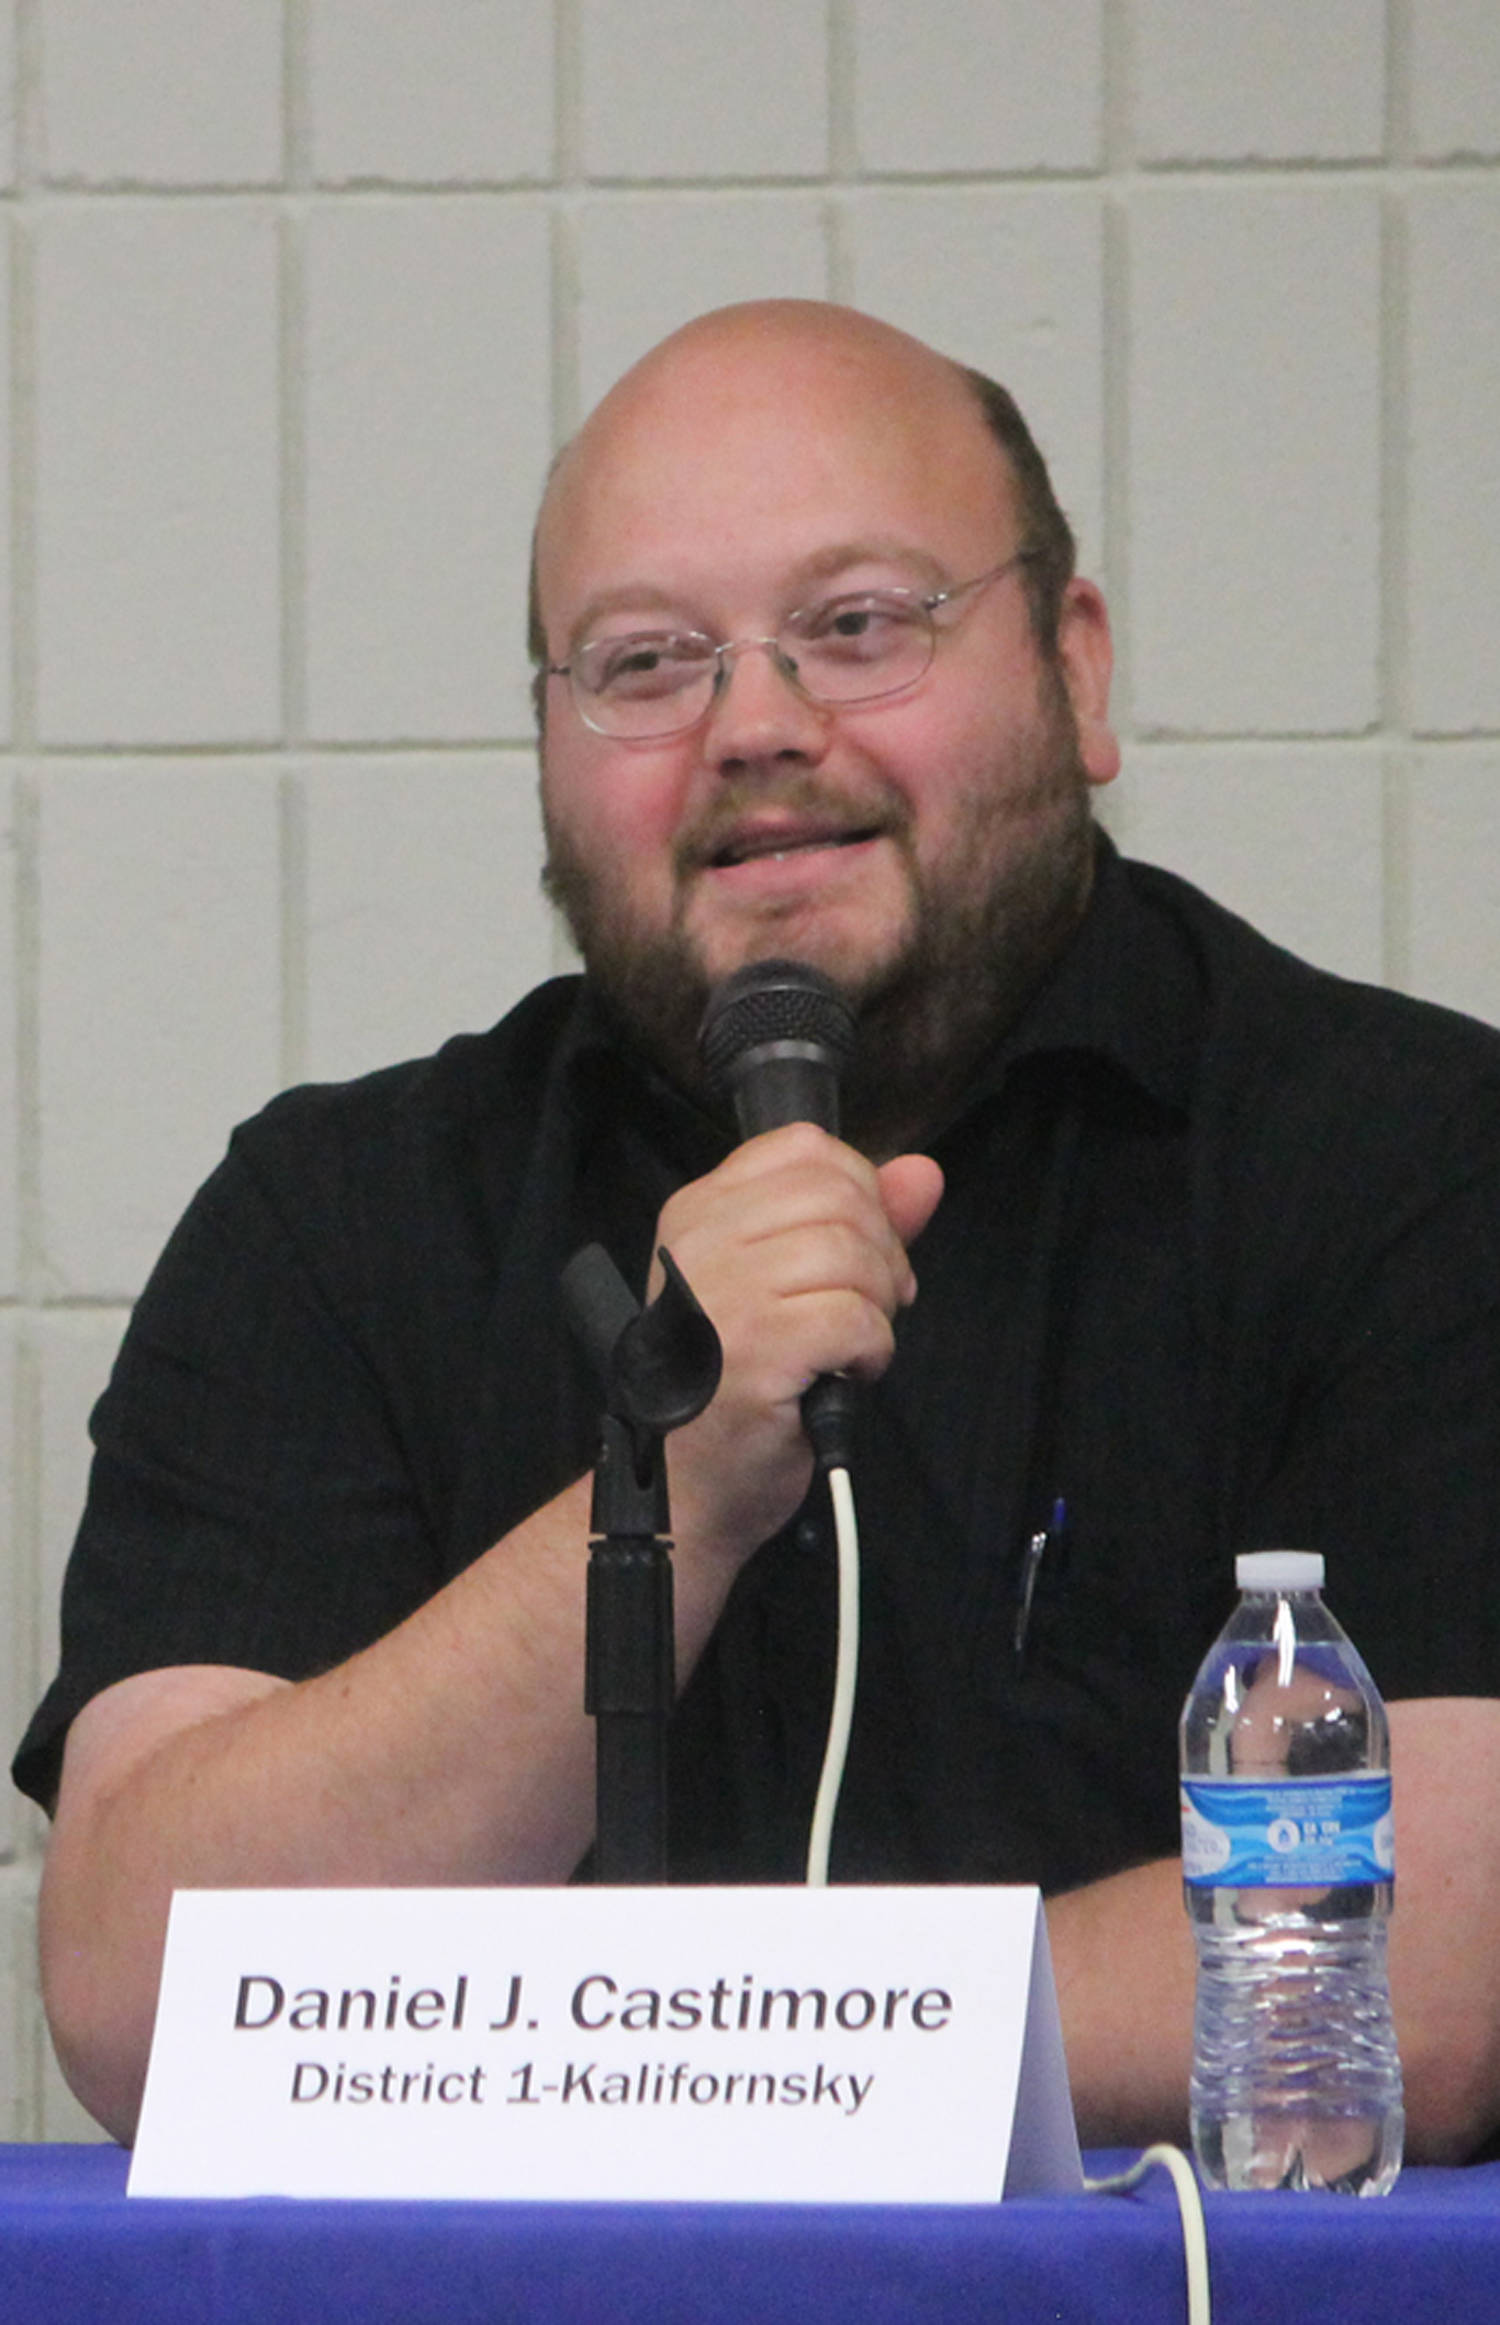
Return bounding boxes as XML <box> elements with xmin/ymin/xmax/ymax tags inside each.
<box><xmin>541</xmin><ymin>673</ymin><xmax>1096</xmax><ymax>1157</ymax></box>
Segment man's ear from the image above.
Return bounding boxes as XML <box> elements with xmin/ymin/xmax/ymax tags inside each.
<box><xmin>1056</xmin><ymin>578</ymin><xmax>1120</xmax><ymax>787</ymax></box>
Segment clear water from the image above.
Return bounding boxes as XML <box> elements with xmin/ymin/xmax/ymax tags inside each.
<box><xmin>1182</xmin><ymin>1581</ymin><xmax>1403</xmax><ymax>2194</ymax></box>
<box><xmin>1188</xmin><ymin>1895</ymin><xmax>1404</xmax><ymax>2194</ymax></box>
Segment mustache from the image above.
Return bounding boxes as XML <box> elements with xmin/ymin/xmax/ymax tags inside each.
<box><xmin>672</xmin><ymin>775</ymin><xmax>911</xmax><ymax>876</ymax></box>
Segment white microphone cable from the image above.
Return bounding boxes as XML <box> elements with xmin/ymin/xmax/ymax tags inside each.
<box><xmin>804</xmin><ymin>1460</ymin><xmax>860</xmax><ymax>1887</ymax></box>
<box><xmin>1085</xmin><ymin>2146</ymin><xmax>1212</xmax><ymax>2325</ymax></box>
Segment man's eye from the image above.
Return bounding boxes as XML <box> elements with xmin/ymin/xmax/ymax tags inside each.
<box><xmin>798</xmin><ymin>597</ymin><xmax>913</xmax><ymax>658</ymax></box>
<box><xmin>592</xmin><ymin>637</ymin><xmax>707</xmax><ymax>695</ymax></box>
<box><xmin>605</xmin><ymin>644</ymin><xmax>665</xmax><ymax>681</ymax></box>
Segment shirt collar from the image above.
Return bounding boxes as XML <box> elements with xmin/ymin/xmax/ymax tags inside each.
<box><xmin>934</xmin><ymin>832</ymin><xmax>1201</xmax><ymax>1125</ymax></box>
<box><xmin>558</xmin><ymin>981</ymin><xmax>733</xmax><ymax>1177</ymax></box>
<box><xmin>559</xmin><ymin>828</ymin><xmax>1200</xmax><ymax>1159</ymax></box>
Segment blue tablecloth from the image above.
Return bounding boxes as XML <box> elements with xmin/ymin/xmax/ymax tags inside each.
<box><xmin>4</xmin><ymin>2143</ymin><xmax>1500</xmax><ymax>2323</ymax></box>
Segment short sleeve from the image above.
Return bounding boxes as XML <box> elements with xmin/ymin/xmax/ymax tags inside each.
<box><xmin>12</xmin><ymin>1135</ymin><xmax>446</xmax><ymax>1811</ymax></box>
<box><xmin>1235</xmin><ymin>1071</ymin><xmax>1500</xmax><ymax>1704</ymax></box>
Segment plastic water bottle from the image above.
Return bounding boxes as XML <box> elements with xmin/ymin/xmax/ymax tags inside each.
<box><xmin>1179</xmin><ymin>1550</ymin><xmax>1403</xmax><ymax>2194</ymax></box>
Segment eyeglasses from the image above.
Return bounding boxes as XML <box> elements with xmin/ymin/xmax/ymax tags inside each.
<box><xmin>544</xmin><ymin>550</ymin><xmax>1037</xmax><ymax>740</ymax></box>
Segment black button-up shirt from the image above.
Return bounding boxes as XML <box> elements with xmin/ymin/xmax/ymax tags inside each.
<box><xmin>18</xmin><ymin>843</ymin><xmax>1500</xmax><ymax>1899</ymax></box>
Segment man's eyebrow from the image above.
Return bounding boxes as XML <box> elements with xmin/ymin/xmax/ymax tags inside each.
<box><xmin>790</xmin><ymin>538</ymin><xmax>951</xmax><ymax>591</ymax></box>
<box><xmin>564</xmin><ymin>540</ymin><xmax>953</xmax><ymax>644</ymax></box>
<box><xmin>566</xmin><ymin>583</ymin><xmax>696</xmax><ymax>641</ymax></box>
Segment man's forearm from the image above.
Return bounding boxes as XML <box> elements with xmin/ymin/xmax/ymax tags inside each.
<box><xmin>1049</xmin><ymin>1699</ymin><xmax>1500</xmax><ymax>2165</ymax></box>
<box><xmin>1046</xmin><ymin>1859</ymin><xmax>1195</xmax><ymax>2150</ymax></box>
<box><xmin>40</xmin><ymin>1130</ymin><xmax>940</xmax><ymax>2147</ymax></box>
<box><xmin>40</xmin><ymin>1471</ymin><xmax>754</xmax><ymax>2144</ymax></box>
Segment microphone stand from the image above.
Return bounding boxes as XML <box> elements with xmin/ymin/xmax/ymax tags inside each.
<box><xmin>562</xmin><ymin>1243</ymin><xmax>722</xmax><ymax>1883</ymax></box>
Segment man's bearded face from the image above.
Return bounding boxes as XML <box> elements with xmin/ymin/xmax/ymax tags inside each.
<box><xmin>532</xmin><ymin>306</ymin><xmax>1117</xmax><ymax>1152</ymax></box>
<box><xmin>542</xmin><ymin>657</ymin><xmax>1095</xmax><ymax>1151</ymax></box>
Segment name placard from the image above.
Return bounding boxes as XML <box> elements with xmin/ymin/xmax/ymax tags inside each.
<box><xmin>128</xmin><ymin>1885</ymin><xmax>1080</xmax><ymax>2203</ymax></box>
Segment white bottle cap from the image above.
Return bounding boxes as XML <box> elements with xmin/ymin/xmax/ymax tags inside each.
<box><xmin>1236</xmin><ymin>1549</ymin><xmax>1325</xmax><ymax>1592</ymax></box>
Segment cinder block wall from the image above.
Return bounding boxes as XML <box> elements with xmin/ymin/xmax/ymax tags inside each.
<box><xmin>2</xmin><ymin>2</ymin><xmax>1497</xmax><ymax>2139</ymax></box>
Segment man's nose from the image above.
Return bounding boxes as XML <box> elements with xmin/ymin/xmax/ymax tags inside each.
<box><xmin>703</xmin><ymin>638</ymin><xmax>832</xmax><ymax>770</ymax></box>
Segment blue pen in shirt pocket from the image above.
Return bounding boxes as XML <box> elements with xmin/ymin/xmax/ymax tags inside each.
<box><xmin>1014</xmin><ymin>1494</ymin><xmax>1068</xmax><ymax>1661</ymax></box>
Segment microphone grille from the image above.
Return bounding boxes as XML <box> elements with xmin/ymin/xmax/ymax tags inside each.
<box><xmin>699</xmin><ymin>958</ymin><xmax>856</xmax><ymax>1087</ymax></box>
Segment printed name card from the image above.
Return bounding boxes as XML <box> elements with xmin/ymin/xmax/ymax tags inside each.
<box><xmin>128</xmin><ymin>1885</ymin><xmax>1081</xmax><ymax>2203</ymax></box>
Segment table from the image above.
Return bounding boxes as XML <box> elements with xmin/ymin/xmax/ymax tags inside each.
<box><xmin>4</xmin><ymin>2143</ymin><xmax>1500</xmax><ymax>2323</ymax></box>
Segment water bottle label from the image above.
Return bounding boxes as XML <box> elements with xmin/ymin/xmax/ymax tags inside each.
<box><xmin>1180</xmin><ymin>1773</ymin><xmax>1393</xmax><ymax>1888</ymax></box>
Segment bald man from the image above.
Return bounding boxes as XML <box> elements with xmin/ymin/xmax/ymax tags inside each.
<box><xmin>23</xmin><ymin>302</ymin><xmax>1500</xmax><ymax>2157</ymax></box>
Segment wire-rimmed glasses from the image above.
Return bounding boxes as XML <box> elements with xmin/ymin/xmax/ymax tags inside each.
<box><xmin>545</xmin><ymin>550</ymin><xmax>1036</xmax><ymax>740</ymax></box>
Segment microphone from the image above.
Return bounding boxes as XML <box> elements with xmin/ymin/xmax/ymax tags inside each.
<box><xmin>698</xmin><ymin>957</ymin><xmax>856</xmax><ymax>1138</ymax></box>
<box><xmin>698</xmin><ymin>959</ymin><xmax>859</xmax><ymax>1469</ymax></box>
